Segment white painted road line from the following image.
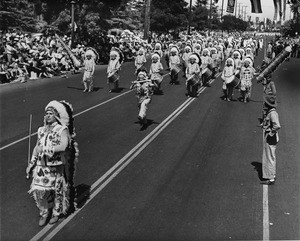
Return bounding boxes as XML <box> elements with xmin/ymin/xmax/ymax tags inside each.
<box><xmin>30</xmin><ymin>79</ymin><xmax>216</xmax><ymax>241</ymax></box>
<box><xmin>263</xmin><ymin>185</ymin><xmax>270</xmax><ymax>240</ymax></box>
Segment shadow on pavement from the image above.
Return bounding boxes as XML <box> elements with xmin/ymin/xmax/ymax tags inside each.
<box><xmin>112</xmin><ymin>87</ymin><xmax>126</xmax><ymax>93</ymax></box>
<box><xmin>74</xmin><ymin>184</ymin><xmax>91</xmax><ymax>209</ymax></box>
<box><xmin>67</xmin><ymin>86</ymin><xmax>103</xmax><ymax>92</ymax></box>
<box><xmin>140</xmin><ymin>119</ymin><xmax>159</xmax><ymax>131</ymax></box>
<box><xmin>251</xmin><ymin>162</ymin><xmax>263</xmax><ymax>181</ymax></box>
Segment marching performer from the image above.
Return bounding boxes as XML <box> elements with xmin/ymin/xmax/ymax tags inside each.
<box><xmin>130</xmin><ymin>69</ymin><xmax>155</xmax><ymax>126</ymax></box>
<box><xmin>240</xmin><ymin>57</ymin><xmax>255</xmax><ymax>103</ymax></box>
<box><xmin>164</xmin><ymin>43</ymin><xmax>173</xmax><ymax>70</ymax></box>
<box><xmin>169</xmin><ymin>46</ymin><xmax>181</xmax><ymax>85</ymax></box>
<box><xmin>238</xmin><ymin>48</ymin><xmax>246</xmax><ymax>61</ymax></box>
<box><xmin>221</xmin><ymin>57</ymin><xmax>236</xmax><ymax>101</ymax></box>
<box><xmin>200</xmin><ymin>48</ymin><xmax>213</xmax><ymax>87</ymax></box>
<box><xmin>216</xmin><ymin>45</ymin><xmax>224</xmax><ymax>72</ymax></box>
<box><xmin>82</xmin><ymin>49</ymin><xmax>96</xmax><ymax>92</ymax></box>
<box><xmin>185</xmin><ymin>53</ymin><xmax>201</xmax><ymax>97</ymax></box>
<box><xmin>232</xmin><ymin>50</ymin><xmax>242</xmax><ymax>75</ymax></box>
<box><xmin>194</xmin><ymin>43</ymin><xmax>202</xmax><ymax>56</ymax></box>
<box><xmin>149</xmin><ymin>52</ymin><xmax>164</xmax><ymax>94</ymax></box>
<box><xmin>182</xmin><ymin>45</ymin><xmax>192</xmax><ymax>77</ymax></box>
<box><xmin>224</xmin><ymin>43</ymin><xmax>233</xmax><ymax>59</ymax></box>
<box><xmin>26</xmin><ymin>100</ymin><xmax>79</xmax><ymax>226</ymax></box>
<box><xmin>153</xmin><ymin>42</ymin><xmax>163</xmax><ymax>58</ymax></box>
<box><xmin>245</xmin><ymin>47</ymin><xmax>254</xmax><ymax>61</ymax></box>
<box><xmin>107</xmin><ymin>48</ymin><xmax>122</xmax><ymax>92</ymax></box>
<box><xmin>134</xmin><ymin>48</ymin><xmax>147</xmax><ymax>75</ymax></box>
<box><xmin>210</xmin><ymin>47</ymin><xmax>218</xmax><ymax>79</ymax></box>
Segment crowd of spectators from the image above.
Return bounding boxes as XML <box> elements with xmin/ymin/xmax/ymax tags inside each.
<box><xmin>0</xmin><ymin>29</ymin><xmax>87</xmax><ymax>84</ymax></box>
<box><xmin>1</xmin><ymin>28</ymin><xmax>299</xmax><ymax>85</ymax></box>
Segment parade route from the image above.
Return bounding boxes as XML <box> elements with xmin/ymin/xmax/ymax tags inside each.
<box><xmin>1</xmin><ymin>52</ymin><xmax>299</xmax><ymax>241</ymax></box>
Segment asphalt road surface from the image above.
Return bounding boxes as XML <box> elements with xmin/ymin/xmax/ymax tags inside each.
<box><xmin>0</xmin><ymin>47</ymin><xmax>299</xmax><ymax>241</ymax></box>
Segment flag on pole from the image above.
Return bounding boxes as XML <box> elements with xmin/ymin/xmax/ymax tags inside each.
<box><xmin>250</xmin><ymin>0</ymin><xmax>263</xmax><ymax>13</ymax></box>
<box><xmin>226</xmin><ymin>0</ymin><xmax>235</xmax><ymax>13</ymax></box>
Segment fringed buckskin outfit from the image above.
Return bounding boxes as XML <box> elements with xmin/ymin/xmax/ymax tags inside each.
<box><xmin>28</xmin><ymin>122</ymin><xmax>70</xmax><ymax>219</ymax></box>
<box><xmin>27</xmin><ymin>100</ymin><xmax>79</xmax><ymax>226</ymax></box>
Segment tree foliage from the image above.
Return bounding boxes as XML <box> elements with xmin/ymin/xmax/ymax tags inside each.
<box><xmin>221</xmin><ymin>15</ymin><xmax>248</xmax><ymax>32</ymax></box>
<box><xmin>150</xmin><ymin>0</ymin><xmax>188</xmax><ymax>33</ymax></box>
<box><xmin>0</xmin><ymin>0</ymin><xmax>39</xmax><ymax>31</ymax></box>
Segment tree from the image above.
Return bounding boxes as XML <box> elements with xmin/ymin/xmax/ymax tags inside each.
<box><xmin>190</xmin><ymin>0</ymin><xmax>220</xmax><ymax>31</ymax></box>
<box><xmin>0</xmin><ymin>0</ymin><xmax>38</xmax><ymax>31</ymax></box>
<box><xmin>191</xmin><ymin>4</ymin><xmax>209</xmax><ymax>30</ymax></box>
<box><xmin>150</xmin><ymin>0</ymin><xmax>189</xmax><ymax>34</ymax></box>
<box><xmin>222</xmin><ymin>15</ymin><xmax>248</xmax><ymax>32</ymax></box>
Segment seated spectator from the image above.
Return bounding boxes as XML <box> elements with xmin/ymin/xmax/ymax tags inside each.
<box><xmin>0</xmin><ymin>59</ymin><xmax>10</xmax><ymax>83</ymax></box>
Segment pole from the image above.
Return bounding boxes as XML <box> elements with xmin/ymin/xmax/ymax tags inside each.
<box><xmin>188</xmin><ymin>0</ymin><xmax>192</xmax><ymax>35</ymax></box>
<box><xmin>221</xmin><ymin>0</ymin><xmax>224</xmax><ymax>19</ymax></box>
<box><xmin>71</xmin><ymin>0</ymin><xmax>75</xmax><ymax>48</ymax></box>
<box><xmin>209</xmin><ymin>0</ymin><xmax>213</xmax><ymax>30</ymax></box>
<box><xmin>235</xmin><ymin>0</ymin><xmax>238</xmax><ymax>17</ymax></box>
<box><xmin>144</xmin><ymin>0</ymin><xmax>151</xmax><ymax>41</ymax></box>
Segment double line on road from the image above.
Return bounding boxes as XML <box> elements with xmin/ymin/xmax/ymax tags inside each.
<box><xmin>30</xmin><ymin>78</ymin><xmax>216</xmax><ymax>241</ymax></box>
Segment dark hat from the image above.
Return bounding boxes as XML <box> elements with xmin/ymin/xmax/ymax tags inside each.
<box><xmin>264</xmin><ymin>95</ymin><xmax>277</xmax><ymax>107</ymax></box>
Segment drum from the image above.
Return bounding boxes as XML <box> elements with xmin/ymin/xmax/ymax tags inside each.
<box><xmin>152</xmin><ymin>73</ymin><xmax>162</xmax><ymax>84</ymax></box>
<box><xmin>108</xmin><ymin>72</ymin><xmax>119</xmax><ymax>83</ymax></box>
<box><xmin>231</xmin><ymin>76</ymin><xmax>240</xmax><ymax>88</ymax></box>
<box><xmin>187</xmin><ymin>75</ymin><xmax>198</xmax><ymax>86</ymax></box>
<box><xmin>170</xmin><ymin>65</ymin><xmax>181</xmax><ymax>76</ymax></box>
<box><xmin>202</xmin><ymin>68</ymin><xmax>212</xmax><ymax>79</ymax></box>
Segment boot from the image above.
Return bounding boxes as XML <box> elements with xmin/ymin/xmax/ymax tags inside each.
<box><xmin>49</xmin><ymin>215</ymin><xmax>59</xmax><ymax>225</ymax></box>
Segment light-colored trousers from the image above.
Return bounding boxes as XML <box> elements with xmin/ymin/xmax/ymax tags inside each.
<box><xmin>83</xmin><ymin>71</ymin><xmax>94</xmax><ymax>90</ymax></box>
<box><xmin>138</xmin><ymin>98</ymin><xmax>151</xmax><ymax>119</ymax></box>
<box><xmin>262</xmin><ymin>138</ymin><xmax>277</xmax><ymax>180</ymax></box>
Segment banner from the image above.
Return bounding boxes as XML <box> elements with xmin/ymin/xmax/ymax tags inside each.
<box><xmin>226</xmin><ymin>0</ymin><xmax>235</xmax><ymax>13</ymax></box>
<box><xmin>250</xmin><ymin>0</ymin><xmax>263</xmax><ymax>13</ymax></box>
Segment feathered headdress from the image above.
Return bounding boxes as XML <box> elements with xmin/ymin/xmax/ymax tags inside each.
<box><xmin>45</xmin><ymin>100</ymin><xmax>70</xmax><ymax>127</ymax></box>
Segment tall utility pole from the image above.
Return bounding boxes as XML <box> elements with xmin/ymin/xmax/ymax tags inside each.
<box><xmin>209</xmin><ymin>0</ymin><xmax>213</xmax><ymax>30</ymax></box>
<box><xmin>221</xmin><ymin>0</ymin><xmax>224</xmax><ymax>19</ymax></box>
<box><xmin>144</xmin><ymin>0</ymin><xmax>151</xmax><ymax>42</ymax></box>
<box><xmin>71</xmin><ymin>0</ymin><xmax>75</xmax><ymax>48</ymax></box>
<box><xmin>188</xmin><ymin>0</ymin><xmax>192</xmax><ymax>35</ymax></box>
<box><xmin>234</xmin><ymin>0</ymin><xmax>238</xmax><ymax>17</ymax></box>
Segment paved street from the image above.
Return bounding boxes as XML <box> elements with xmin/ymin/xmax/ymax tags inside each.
<box><xmin>0</xmin><ymin>49</ymin><xmax>299</xmax><ymax>241</ymax></box>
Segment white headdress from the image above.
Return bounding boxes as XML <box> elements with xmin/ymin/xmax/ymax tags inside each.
<box><xmin>243</xmin><ymin>57</ymin><xmax>253</xmax><ymax>67</ymax></box>
<box><xmin>151</xmin><ymin>52</ymin><xmax>160</xmax><ymax>60</ymax></box>
<box><xmin>170</xmin><ymin>46</ymin><xmax>179</xmax><ymax>55</ymax></box>
<box><xmin>45</xmin><ymin>100</ymin><xmax>71</xmax><ymax>127</ymax></box>
<box><xmin>189</xmin><ymin>53</ymin><xmax>200</xmax><ymax>64</ymax></box>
